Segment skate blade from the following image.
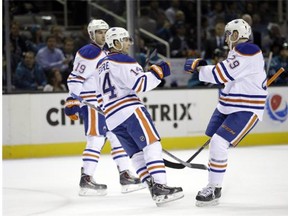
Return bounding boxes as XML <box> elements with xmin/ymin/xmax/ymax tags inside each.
<box><xmin>155</xmin><ymin>192</ymin><xmax>184</xmax><ymax>207</ymax></box>
<box><xmin>121</xmin><ymin>183</ymin><xmax>146</xmax><ymax>194</ymax></box>
<box><xmin>195</xmin><ymin>198</ymin><xmax>219</xmax><ymax>207</ymax></box>
<box><xmin>79</xmin><ymin>187</ymin><xmax>107</xmax><ymax>196</ymax></box>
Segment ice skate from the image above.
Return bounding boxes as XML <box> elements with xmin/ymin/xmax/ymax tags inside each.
<box><xmin>119</xmin><ymin>170</ymin><xmax>145</xmax><ymax>193</ymax></box>
<box><xmin>79</xmin><ymin>168</ymin><xmax>107</xmax><ymax>196</ymax></box>
<box><xmin>146</xmin><ymin>177</ymin><xmax>184</xmax><ymax>206</ymax></box>
<box><xmin>195</xmin><ymin>185</ymin><xmax>222</xmax><ymax>207</ymax></box>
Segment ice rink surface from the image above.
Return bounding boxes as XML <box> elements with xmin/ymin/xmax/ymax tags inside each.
<box><xmin>3</xmin><ymin>145</ymin><xmax>288</xmax><ymax>216</ymax></box>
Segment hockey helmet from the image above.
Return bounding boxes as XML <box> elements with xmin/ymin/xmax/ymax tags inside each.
<box><xmin>87</xmin><ymin>19</ymin><xmax>109</xmax><ymax>41</ymax></box>
<box><xmin>105</xmin><ymin>27</ymin><xmax>133</xmax><ymax>49</ymax></box>
<box><xmin>225</xmin><ymin>19</ymin><xmax>251</xmax><ymax>40</ymax></box>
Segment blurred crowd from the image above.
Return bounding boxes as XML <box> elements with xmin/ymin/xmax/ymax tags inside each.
<box><xmin>2</xmin><ymin>0</ymin><xmax>288</xmax><ymax>92</ymax></box>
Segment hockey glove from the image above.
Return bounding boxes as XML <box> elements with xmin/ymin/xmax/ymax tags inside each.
<box><xmin>184</xmin><ymin>58</ymin><xmax>207</xmax><ymax>73</ymax></box>
<box><xmin>64</xmin><ymin>97</ymin><xmax>81</xmax><ymax>120</ymax></box>
<box><xmin>149</xmin><ymin>61</ymin><xmax>171</xmax><ymax>80</ymax></box>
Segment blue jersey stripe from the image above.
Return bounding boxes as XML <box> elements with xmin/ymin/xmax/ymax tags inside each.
<box><xmin>212</xmin><ymin>67</ymin><xmax>221</xmax><ymax>84</ymax></box>
<box><xmin>219</xmin><ymin>101</ymin><xmax>265</xmax><ymax>109</ymax></box>
<box><xmin>106</xmin><ymin>102</ymin><xmax>143</xmax><ymax>119</ymax></box>
<box><xmin>220</xmin><ymin>62</ymin><xmax>234</xmax><ymax>81</ymax></box>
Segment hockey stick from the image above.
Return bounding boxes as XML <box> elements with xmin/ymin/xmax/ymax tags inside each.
<box><xmin>144</xmin><ymin>48</ymin><xmax>157</xmax><ymax>71</ymax></box>
<box><xmin>163</xmin><ymin>139</ymin><xmax>210</xmax><ymax>169</ymax></box>
<box><xmin>164</xmin><ymin>67</ymin><xmax>286</xmax><ymax>169</ymax></box>
<box><xmin>163</xmin><ymin>149</ymin><xmax>208</xmax><ymax>170</ymax></box>
<box><xmin>71</xmin><ymin>93</ymin><xmax>105</xmax><ymax>116</ymax></box>
<box><xmin>266</xmin><ymin>51</ymin><xmax>273</xmax><ymax>73</ymax></box>
<box><xmin>267</xmin><ymin>67</ymin><xmax>285</xmax><ymax>86</ymax></box>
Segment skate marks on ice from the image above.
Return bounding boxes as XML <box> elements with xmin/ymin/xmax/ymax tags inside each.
<box><xmin>3</xmin><ymin>145</ymin><xmax>288</xmax><ymax>216</ymax></box>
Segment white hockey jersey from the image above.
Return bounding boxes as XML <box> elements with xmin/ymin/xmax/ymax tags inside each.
<box><xmin>67</xmin><ymin>43</ymin><xmax>107</xmax><ymax>106</ymax></box>
<box><xmin>96</xmin><ymin>53</ymin><xmax>161</xmax><ymax>130</ymax></box>
<box><xmin>199</xmin><ymin>42</ymin><xmax>268</xmax><ymax>120</ymax></box>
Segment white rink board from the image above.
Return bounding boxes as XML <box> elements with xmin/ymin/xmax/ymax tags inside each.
<box><xmin>3</xmin><ymin>87</ymin><xmax>288</xmax><ymax>146</ymax></box>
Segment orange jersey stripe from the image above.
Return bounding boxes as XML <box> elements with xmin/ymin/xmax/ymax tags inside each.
<box><xmin>216</xmin><ymin>65</ymin><xmax>228</xmax><ymax>83</ymax></box>
<box><xmin>89</xmin><ymin>108</ymin><xmax>97</xmax><ymax>136</ymax></box>
<box><xmin>147</xmin><ymin>165</ymin><xmax>166</xmax><ymax>171</ymax></box>
<box><xmin>82</xmin><ymin>153</ymin><xmax>100</xmax><ymax>159</ymax></box>
<box><xmin>219</xmin><ymin>97</ymin><xmax>266</xmax><ymax>104</ymax></box>
<box><xmin>232</xmin><ymin>114</ymin><xmax>258</xmax><ymax>146</ymax></box>
<box><xmin>139</xmin><ymin>170</ymin><xmax>149</xmax><ymax>179</ymax></box>
<box><xmin>111</xmin><ymin>149</ymin><xmax>126</xmax><ymax>155</ymax></box>
<box><xmin>136</xmin><ymin>108</ymin><xmax>158</xmax><ymax>144</ymax></box>
<box><xmin>209</xmin><ymin>162</ymin><xmax>227</xmax><ymax>168</ymax></box>
<box><xmin>104</xmin><ymin>98</ymin><xmax>141</xmax><ymax>114</ymax></box>
<box><xmin>136</xmin><ymin>78</ymin><xmax>145</xmax><ymax>93</ymax></box>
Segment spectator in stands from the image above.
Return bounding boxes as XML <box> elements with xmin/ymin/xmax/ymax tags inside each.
<box><xmin>241</xmin><ymin>14</ymin><xmax>262</xmax><ymax>48</ymax></box>
<box><xmin>14</xmin><ymin>51</ymin><xmax>47</xmax><ymax>90</ymax></box>
<box><xmin>169</xmin><ymin>21</ymin><xmax>196</xmax><ymax>58</ymax></box>
<box><xmin>6</xmin><ymin>42</ymin><xmax>22</xmax><ymax>77</ymax></box>
<box><xmin>224</xmin><ymin>2</ymin><xmax>239</xmax><ymax>23</ymax></box>
<box><xmin>73</xmin><ymin>24</ymin><xmax>90</xmax><ymax>51</ymax></box>
<box><xmin>61</xmin><ymin>37</ymin><xmax>75</xmax><ymax>87</ymax></box>
<box><xmin>165</xmin><ymin>0</ymin><xmax>180</xmax><ymax>25</ymax></box>
<box><xmin>170</xmin><ymin>10</ymin><xmax>186</xmax><ymax>35</ymax></box>
<box><xmin>26</xmin><ymin>25</ymin><xmax>45</xmax><ymax>53</ymax></box>
<box><xmin>35</xmin><ymin>35</ymin><xmax>71</xmax><ymax>75</ymax></box>
<box><xmin>155</xmin><ymin>12</ymin><xmax>171</xmax><ymax>41</ymax></box>
<box><xmin>138</xmin><ymin>7</ymin><xmax>157</xmax><ymax>34</ymax></box>
<box><xmin>262</xmin><ymin>23</ymin><xmax>285</xmax><ymax>57</ymax></box>
<box><xmin>148</xmin><ymin>0</ymin><xmax>165</xmax><ymax>22</ymax></box>
<box><xmin>43</xmin><ymin>68</ymin><xmax>67</xmax><ymax>92</ymax></box>
<box><xmin>206</xmin><ymin>1</ymin><xmax>225</xmax><ymax>32</ymax></box>
<box><xmin>50</xmin><ymin>25</ymin><xmax>65</xmax><ymax>49</ymax></box>
<box><xmin>10</xmin><ymin>21</ymin><xmax>28</xmax><ymax>58</ymax></box>
<box><xmin>267</xmin><ymin>42</ymin><xmax>288</xmax><ymax>85</ymax></box>
<box><xmin>204</xmin><ymin>20</ymin><xmax>225</xmax><ymax>59</ymax></box>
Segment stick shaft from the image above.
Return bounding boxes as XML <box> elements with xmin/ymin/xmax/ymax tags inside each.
<box><xmin>267</xmin><ymin>67</ymin><xmax>285</xmax><ymax>86</ymax></box>
<box><xmin>144</xmin><ymin>49</ymin><xmax>157</xmax><ymax>70</ymax></box>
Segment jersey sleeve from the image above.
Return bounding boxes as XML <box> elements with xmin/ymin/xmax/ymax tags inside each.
<box><xmin>111</xmin><ymin>60</ymin><xmax>161</xmax><ymax>93</ymax></box>
<box><xmin>199</xmin><ymin>44</ymin><xmax>263</xmax><ymax>85</ymax></box>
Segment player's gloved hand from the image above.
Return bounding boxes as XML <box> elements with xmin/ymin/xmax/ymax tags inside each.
<box><xmin>184</xmin><ymin>58</ymin><xmax>207</xmax><ymax>73</ymax></box>
<box><xmin>149</xmin><ymin>61</ymin><xmax>171</xmax><ymax>79</ymax></box>
<box><xmin>64</xmin><ymin>97</ymin><xmax>81</xmax><ymax>120</ymax></box>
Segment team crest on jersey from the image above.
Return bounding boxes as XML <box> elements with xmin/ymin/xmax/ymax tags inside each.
<box><xmin>265</xmin><ymin>93</ymin><xmax>288</xmax><ymax>123</ymax></box>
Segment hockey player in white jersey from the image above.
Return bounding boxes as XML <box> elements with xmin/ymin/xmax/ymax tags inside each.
<box><xmin>184</xmin><ymin>19</ymin><xmax>268</xmax><ymax>207</ymax></box>
<box><xmin>64</xmin><ymin>19</ymin><xmax>144</xmax><ymax>196</ymax></box>
<box><xmin>95</xmin><ymin>27</ymin><xmax>184</xmax><ymax>206</ymax></box>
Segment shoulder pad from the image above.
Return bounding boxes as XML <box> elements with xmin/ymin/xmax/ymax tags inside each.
<box><xmin>96</xmin><ymin>53</ymin><xmax>137</xmax><ymax>68</ymax></box>
<box><xmin>78</xmin><ymin>44</ymin><xmax>101</xmax><ymax>59</ymax></box>
<box><xmin>235</xmin><ymin>42</ymin><xmax>261</xmax><ymax>55</ymax></box>
<box><xmin>108</xmin><ymin>53</ymin><xmax>137</xmax><ymax>63</ymax></box>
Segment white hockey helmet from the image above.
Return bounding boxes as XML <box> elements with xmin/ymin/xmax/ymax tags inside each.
<box><xmin>225</xmin><ymin>19</ymin><xmax>251</xmax><ymax>40</ymax></box>
<box><xmin>87</xmin><ymin>19</ymin><xmax>109</xmax><ymax>41</ymax></box>
<box><xmin>105</xmin><ymin>27</ymin><xmax>133</xmax><ymax>50</ymax></box>
<box><xmin>225</xmin><ymin>19</ymin><xmax>251</xmax><ymax>49</ymax></box>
